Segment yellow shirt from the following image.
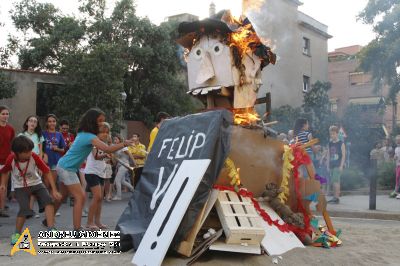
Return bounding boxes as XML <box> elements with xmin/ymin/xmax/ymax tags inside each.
<box><xmin>128</xmin><ymin>142</ymin><xmax>147</xmax><ymax>167</ymax></box>
<box><xmin>147</xmin><ymin>127</ymin><xmax>159</xmax><ymax>152</ymax></box>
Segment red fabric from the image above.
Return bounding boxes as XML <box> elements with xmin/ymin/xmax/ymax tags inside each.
<box><xmin>0</xmin><ymin>153</ymin><xmax>15</xmax><ymax>173</ymax></box>
<box><xmin>0</xmin><ymin>124</ymin><xmax>15</xmax><ymax>164</ymax></box>
<box><xmin>214</xmin><ymin>145</ymin><xmax>313</xmax><ymax>239</ymax></box>
<box><xmin>32</xmin><ymin>152</ymin><xmax>50</xmax><ymax>174</ymax></box>
<box><xmin>288</xmin><ymin>144</ymin><xmax>313</xmax><ymax>239</ymax></box>
<box><xmin>61</xmin><ymin>132</ymin><xmax>75</xmax><ymax>155</ymax></box>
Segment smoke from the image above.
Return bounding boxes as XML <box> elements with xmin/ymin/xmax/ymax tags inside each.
<box><xmin>243</xmin><ymin>0</ymin><xmax>294</xmax><ymax>55</ymax></box>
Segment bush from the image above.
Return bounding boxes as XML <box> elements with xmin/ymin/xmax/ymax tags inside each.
<box><xmin>377</xmin><ymin>161</ymin><xmax>396</xmax><ymax>189</ymax></box>
<box><xmin>341</xmin><ymin>167</ymin><xmax>367</xmax><ymax>190</ymax></box>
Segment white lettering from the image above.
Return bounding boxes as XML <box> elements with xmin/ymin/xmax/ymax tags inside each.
<box><xmin>167</xmin><ymin>138</ymin><xmax>180</xmax><ymax>160</ymax></box>
<box><xmin>158</xmin><ymin>138</ymin><xmax>172</xmax><ymax>158</ymax></box>
<box><xmin>150</xmin><ymin>164</ymin><xmax>178</xmax><ymax>210</ymax></box>
<box><xmin>189</xmin><ymin>133</ymin><xmax>206</xmax><ymax>158</ymax></box>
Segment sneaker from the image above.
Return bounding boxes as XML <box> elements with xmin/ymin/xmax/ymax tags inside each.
<box><xmin>26</xmin><ymin>211</ymin><xmax>36</xmax><ymax>219</ymax></box>
<box><xmin>55</xmin><ymin>211</ymin><xmax>61</xmax><ymax>217</ymax></box>
<box><xmin>35</xmin><ymin>213</ymin><xmax>40</xmax><ymax>218</ymax></box>
<box><xmin>82</xmin><ymin>210</ymin><xmax>88</xmax><ymax>217</ymax></box>
<box><xmin>11</xmin><ymin>233</ymin><xmax>21</xmax><ymax>246</ymax></box>
<box><xmin>0</xmin><ymin>209</ymin><xmax>10</xmax><ymax>217</ymax></box>
<box><xmin>389</xmin><ymin>191</ymin><xmax>398</xmax><ymax>198</ymax></box>
<box><xmin>396</xmin><ymin>194</ymin><xmax>400</xmax><ymax>199</ymax></box>
<box><xmin>327</xmin><ymin>197</ymin><xmax>340</xmax><ymax>204</ymax></box>
<box><xmin>112</xmin><ymin>196</ymin><xmax>122</xmax><ymax>201</ymax></box>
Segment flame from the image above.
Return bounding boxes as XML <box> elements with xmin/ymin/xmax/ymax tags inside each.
<box><xmin>229</xmin><ymin>23</ymin><xmax>261</xmax><ymax>57</ymax></box>
<box><xmin>233</xmin><ymin>107</ymin><xmax>260</xmax><ymax>126</ymax></box>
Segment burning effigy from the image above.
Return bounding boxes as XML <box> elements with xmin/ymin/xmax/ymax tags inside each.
<box><xmin>117</xmin><ymin>10</ymin><xmax>340</xmax><ymax>266</ymax></box>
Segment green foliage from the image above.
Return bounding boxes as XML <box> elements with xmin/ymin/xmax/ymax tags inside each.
<box><xmin>341</xmin><ymin>166</ymin><xmax>367</xmax><ymax>191</ymax></box>
<box><xmin>271</xmin><ymin>81</ymin><xmax>337</xmax><ymax>143</ymax></box>
<box><xmin>270</xmin><ymin>105</ymin><xmax>302</xmax><ymax>134</ymax></box>
<box><xmin>342</xmin><ymin>105</ymin><xmax>384</xmax><ymax>172</ymax></box>
<box><xmin>0</xmin><ymin>72</ymin><xmax>16</xmax><ymax>99</ymax></box>
<box><xmin>377</xmin><ymin>161</ymin><xmax>396</xmax><ymax>189</ymax></box>
<box><xmin>302</xmin><ymin>81</ymin><xmax>336</xmax><ymax>144</ymax></box>
<box><xmin>6</xmin><ymin>0</ymin><xmax>195</xmax><ymax>127</ymax></box>
<box><xmin>359</xmin><ymin>1</ymin><xmax>400</xmax><ymax>127</ymax></box>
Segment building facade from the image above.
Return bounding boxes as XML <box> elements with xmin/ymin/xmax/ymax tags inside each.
<box><xmin>251</xmin><ymin>0</ymin><xmax>332</xmax><ymax>108</ymax></box>
<box><xmin>0</xmin><ymin>68</ymin><xmax>64</xmax><ymax>130</ymax></box>
<box><xmin>328</xmin><ymin>45</ymin><xmax>397</xmax><ymax>132</ymax></box>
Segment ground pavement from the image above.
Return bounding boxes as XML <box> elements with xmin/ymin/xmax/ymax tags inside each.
<box><xmin>1</xmin><ymin>192</ymin><xmax>400</xmax><ymax>265</ymax></box>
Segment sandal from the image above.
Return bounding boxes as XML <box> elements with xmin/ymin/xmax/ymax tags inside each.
<box><xmin>85</xmin><ymin>224</ymin><xmax>100</xmax><ymax>231</ymax></box>
<box><xmin>96</xmin><ymin>224</ymin><xmax>108</xmax><ymax>229</ymax></box>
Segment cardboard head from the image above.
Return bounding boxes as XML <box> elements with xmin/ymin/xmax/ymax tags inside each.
<box><xmin>177</xmin><ymin>10</ymin><xmax>275</xmax><ymax>108</ymax></box>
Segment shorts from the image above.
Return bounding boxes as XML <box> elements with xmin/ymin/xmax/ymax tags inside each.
<box><xmin>330</xmin><ymin>167</ymin><xmax>342</xmax><ymax>184</ymax></box>
<box><xmin>85</xmin><ymin>174</ymin><xmax>104</xmax><ymax>189</ymax></box>
<box><xmin>15</xmin><ymin>183</ymin><xmax>53</xmax><ymax>217</ymax></box>
<box><xmin>56</xmin><ymin>167</ymin><xmax>80</xmax><ymax>185</ymax></box>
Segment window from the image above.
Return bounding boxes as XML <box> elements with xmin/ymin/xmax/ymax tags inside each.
<box><xmin>303</xmin><ymin>75</ymin><xmax>310</xmax><ymax>92</ymax></box>
<box><xmin>303</xmin><ymin>37</ymin><xmax>310</xmax><ymax>55</ymax></box>
<box><xmin>349</xmin><ymin>72</ymin><xmax>371</xmax><ymax>85</ymax></box>
<box><xmin>329</xmin><ymin>98</ymin><xmax>338</xmax><ymax>113</ymax></box>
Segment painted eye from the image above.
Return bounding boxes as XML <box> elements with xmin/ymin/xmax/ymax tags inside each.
<box><xmin>193</xmin><ymin>47</ymin><xmax>203</xmax><ymax>60</ymax></box>
<box><xmin>212</xmin><ymin>43</ymin><xmax>224</xmax><ymax>55</ymax></box>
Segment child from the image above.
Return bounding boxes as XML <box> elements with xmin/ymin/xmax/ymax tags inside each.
<box><xmin>20</xmin><ymin>115</ymin><xmax>44</xmax><ymax>159</ymax></box>
<box><xmin>43</xmin><ymin>114</ymin><xmax>66</xmax><ymax>188</ymax></box>
<box><xmin>293</xmin><ymin>118</ymin><xmax>313</xmax><ymax>155</ymax></box>
<box><xmin>112</xmin><ymin>135</ymin><xmax>135</xmax><ymax>200</ymax></box>
<box><xmin>293</xmin><ymin>118</ymin><xmax>314</xmax><ymax>178</ymax></box>
<box><xmin>392</xmin><ymin>135</ymin><xmax>400</xmax><ymax>198</ymax></box>
<box><xmin>103</xmin><ymin>135</ymin><xmax>113</xmax><ymax>201</ymax></box>
<box><xmin>327</xmin><ymin>126</ymin><xmax>346</xmax><ymax>204</ymax></box>
<box><xmin>84</xmin><ymin>122</ymin><xmax>111</xmax><ymax>230</ymax></box>
<box><xmin>52</xmin><ymin>108</ymin><xmax>133</xmax><ymax>231</ymax></box>
<box><xmin>0</xmin><ymin>136</ymin><xmax>62</xmax><ymax>245</ymax></box>
<box><xmin>59</xmin><ymin>119</ymin><xmax>75</xmax><ymax>154</ymax></box>
<box><xmin>19</xmin><ymin>115</ymin><xmax>45</xmax><ymax>218</ymax></box>
<box><xmin>0</xmin><ymin>105</ymin><xmax>15</xmax><ymax>217</ymax></box>
<box><xmin>127</xmin><ymin>133</ymin><xmax>147</xmax><ymax>188</ymax></box>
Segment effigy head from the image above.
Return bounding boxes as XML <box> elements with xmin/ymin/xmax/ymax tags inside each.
<box><xmin>177</xmin><ymin>10</ymin><xmax>276</xmax><ymax>109</ymax></box>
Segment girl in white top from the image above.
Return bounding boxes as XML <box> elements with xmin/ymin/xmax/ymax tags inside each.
<box><xmin>112</xmin><ymin>135</ymin><xmax>135</xmax><ymax>200</ymax></box>
<box><xmin>19</xmin><ymin>115</ymin><xmax>45</xmax><ymax>218</ymax></box>
<box><xmin>83</xmin><ymin>122</ymin><xmax>111</xmax><ymax>230</ymax></box>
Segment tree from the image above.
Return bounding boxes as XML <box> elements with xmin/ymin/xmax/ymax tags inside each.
<box><xmin>342</xmin><ymin>104</ymin><xmax>384</xmax><ymax>173</ymax></box>
<box><xmin>302</xmin><ymin>81</ymin><xmax>336</xmax><ymax>144</ymax></box>
<box><xmin>0</xmin><ymin>72</ymin><xmax>16</xmax><ymax>99</ymax></box>
<box><xmin>270</xmin><ymin>105</ymin><xmax>302</xmax><ymax>134</ymax></box>
<box><xmin>358</xmin><ymin>0</ymin><xmax>400</xmax><ymax>131</ymax></box>
<box><xmin>6</xmin><ymin>0</ymin><xmax>196</xmax><ymax>126</ymax></box>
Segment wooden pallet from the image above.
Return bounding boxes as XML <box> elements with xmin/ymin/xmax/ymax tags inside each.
<box><xmin>215</xmin><ymin>190</ymin><xmax>265</xmax><ymax>245</ymax></box>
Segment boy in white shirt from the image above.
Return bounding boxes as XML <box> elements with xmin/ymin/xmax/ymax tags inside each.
<box><xmin>0</xmin><ymin>135</ymin><xmax>62</xmax><ymax>245</ymax></box>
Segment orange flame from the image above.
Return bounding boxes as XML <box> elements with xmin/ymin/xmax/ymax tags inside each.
<box><xmin>229</xmin><ymin>23</ymin><xmax>261</xmax><ymax>57</ymax></box>
<box><xmin>233</xmin><ymin>107</ymin><xmax>260</xmax><ymax>126</ymax></box>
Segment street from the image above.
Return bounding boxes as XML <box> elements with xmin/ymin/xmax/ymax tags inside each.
<box><xmin>1</xmin><ymin>193</ymin><xmax>399</xmax><ymax>266</ymax></box>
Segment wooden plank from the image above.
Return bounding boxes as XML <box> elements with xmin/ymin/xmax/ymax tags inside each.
<box><xmin>258</xmin><ymin>202</ymin><xmax>305</xmax><ymax>256</ymax></box>
<box><xmin>218</xmin><ymin>201</ymin><xmax>252</xmax><ymax>205</ymax></box>
<box><xmin>209</xmin><ymin>240</ymin><xmax>262</xmax><ymax>254</ymax></box>
<box><xmin>216</xmin><ymin>190</ymin><xmax>266</xmax><ymax>245</ymax></box>
<box><xmin>132</xmin><ymin>159</ymin><xmax>211</xmax><ymax>266</ymax></box>
<box><xmin>186</xmin><ymin>229</ymin><xmax>223</xmax><ymax>265</ymax></box>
